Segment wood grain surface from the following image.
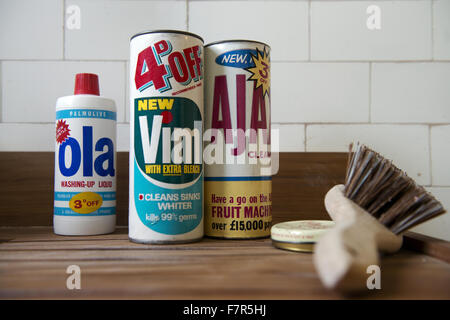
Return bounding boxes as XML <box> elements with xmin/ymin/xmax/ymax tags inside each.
<box><xmin>404</xmin><ymin>232</ymin><xmax>450</xmax><ymax>264</ymax></box>
<box><xmin>0</xmin><ymin>227</ymin><xmax>449</xmax><ymax>299</ymax></box>
<box><xmin>0</xmin><ymin>152</ymin><xmax>346</xmax><ymax>227</ymax></box>
<box><xmin>1</xmin><ymin>152</ymin><xmax>449</xmax><ymax>299</ymax></box>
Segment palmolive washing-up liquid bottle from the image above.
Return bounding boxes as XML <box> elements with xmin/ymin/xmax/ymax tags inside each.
<box><xmin>53</xmin><ymin>73</ymin><xmax>117</xmax><ymax>235</ymax></box>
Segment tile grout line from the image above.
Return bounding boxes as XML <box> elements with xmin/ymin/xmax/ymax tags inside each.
<box><xmin>304</xmin><ymin>124</ymin><xmax>307</xmax><ymax>152</ymax></box>
<box><xmin>302</xmin><ymin>0</ymin><xmax>428</xmax><ymax>1</ymax></box>
<box><xmin>124</xmin><ymin>62</ymin><xmax>127</xmax><ymax>123</ymax></box>
<box><xmin>1</xmin><ymin>122</ymin><xmax>130</xmax><ymax>125</ymax></box>
<box><xmin>186</xmin><ymin>0</ymin><xmax>189</xmax><ymax>31</ymax></box>
<box><xmin>429</xmin><ymin>125</ymin><xmax>433</xmax><ymax>186</ymax></box>
<box><xmin>308</xmin><ymin>0</ymin><xmax>311</xmax><ymax>62</ymax></box>
<box><xmin>431</xmin><ymin>0</ymin><xmax>434</xmax><ymax>60</ymax></box>
<box><xmin>4</xmin><ymin>122</ymin><xmax>449</xmax><ymax>126</ymax></box>
<box><xmin>0</xmin><ymin>60</ymin><xmax>2</xmax><ymax>123</ymax></box>
<box><xmin>63</xmin><ymin>0</ymin><xmax>66</xmax><ymax>60</ymax></box>
<box><xmin>272</xmin><ymin>60</ymin><xmax>448</xmax><ymax>63</ymax></box>
<box><xmin>271</xmin><ymin>122</ymin><xmax>446</xmax><ymax>126</ymax></box>
<box><xmin>0</xmin><ymin>59</ymin><xmax>129</xmax><ymax>62</ymax></box>
<box><xmin>368</xmin><ymin>62</ymin><xmax>372</xmax><ymax>123</ymax></box>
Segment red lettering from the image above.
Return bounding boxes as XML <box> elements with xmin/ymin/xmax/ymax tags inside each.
<box><xmin>135</xmin><ymin>41</ymin><xmax>202</xmax><ymax>93</ymax></box>
<box><xmin>154</xmin><ymin>40</ymin><xmax>169</xmax><ymax>55</ymax></box>
<box><xmin>232</xmin><ymin>74</ymin><xmax>246</xmax><ymax>156</ymax></box>
<box><xmin>250</xmin><ymin>85</ymin><xmax>268</xmax><ymax>143</ymax></box>
<box><xmin>135</xmin><ymin>45</ymin><xmax>169</xmax><ymax>91</ymax></box>
<box><xmin>183</xmin><ymin>47</ymin><xmax>197</xmax><ymax>81</ymax></box>
<box><xmin>211</xmin><ymin>75</ymin><xmax>232</xmax><ymax>143</ymax></box>
<box><xmin>168</xmin><ymin>51</ymin><xmax>189</xmax><ymax>83</ymax></box>
<box><xmin>192</xmin><ymin>45</ymin><xmax>202</xmax><ymax>79</ymax></box>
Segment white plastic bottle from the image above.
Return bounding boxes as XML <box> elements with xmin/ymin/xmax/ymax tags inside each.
<box><xmin>53</xmin><ymin>73</ymin><xmax>117</xmax><ymax>235</ymax></box>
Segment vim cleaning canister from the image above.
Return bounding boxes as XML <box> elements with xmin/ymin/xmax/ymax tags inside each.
<box><xmin>53</xmin><ymin>73</ymin><xmax>117</xmax><ymax>236</ymax></box>
<box><xmin>129</xmin><ymin>30</ymin><xmax>204</xmax><ymax>243</ymax></box>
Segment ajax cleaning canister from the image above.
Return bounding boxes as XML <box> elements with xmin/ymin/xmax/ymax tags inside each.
<box><xmin>129</xmin><ymin>30</ymin><xmax>204</xmax><ymax>243</ymax></box>
<box><xmin>53</xmin><ymin>73</ymin><xmax>117</xmax><ymax>235</ymax></box>
<box><xmin>204</xmin><ymin>40</ymin><xmax>272</xmax><ymax>239</ymax></box>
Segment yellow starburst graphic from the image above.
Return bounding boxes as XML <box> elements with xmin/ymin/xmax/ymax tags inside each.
<box><xmin>246</xmin><ymin>49</ymin><xmax>270</xmax><ymax>97</ymax></box>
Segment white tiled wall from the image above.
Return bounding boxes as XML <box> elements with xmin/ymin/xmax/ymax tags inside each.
<box><xmin>307</xmin><ymin>124</ymin><xmax>430</xmax><ymax>184</ymax></box>
<box><xmin>372</xmin><ymin>63</ymin><xmax>450</xmax><ymax>123</ymax></box>
<box><xmin>0</xmin><ymin>0</ymin><xmax>449</xmax><ymax>240</ymax></box>
<box><xmin>431</xmin><ymin>125</ymin><xmax>450</xmax><ymax>186</ymax></box>
<box><xmin>65</xmin><ymin>0</ymin><xmax>187</xmax><ymax>60</ymax></box>
<box><xmin>272</xmin><ymin>62</ymin><xmax>369</xmax><ymax>123</ymax></box>
<box><xmin>311</xmin><ymin>1</ymin><xmax>432</xmax><ymax>61</ymax></box>
<box><xmin>2</xmin><ymin>61</ymin><xmax>126</xmax><ymax>122</ymax></box>
<box><xmin>0</xmin><ymin>0</ymin><xmax>63</xmax><ymax>59</ymax></box>
<box><xmin>433</xmin><ymin>0</ymin><xmax>450</xmax><ymax>60</ymax></box>
<box><xmin>189</xmin><ymin>1</ymin><xmax>309</xmax><ymax>61</ymax></box>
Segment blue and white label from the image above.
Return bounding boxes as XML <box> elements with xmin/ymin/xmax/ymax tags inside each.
<box><xmin>54</xmin><ymin>107</ymin><xmax>116</xmax><ymax>217</ymax></box>
<box><xmin>133</xmin><ymin>161</ymin><xmax>202</xmax><ymax>235</ymax></box>
<box><xmin>54</xmin><ymin>206</ymin><xmax>115</xmax><ymax>216</ymax></box>
<box><xmin>215</xmin><ymin>49</ymin><xmax>257</xmax><ymax>69</ymax></box>
<box><xmin>56</xmin><ymin>109</ymin><xmax>117</xmax><ymax>120</ymax></box>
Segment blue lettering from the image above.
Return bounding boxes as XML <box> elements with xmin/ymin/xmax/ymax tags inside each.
<box><xmin>94</xmin><ymin>138</ymin><xmax>115</xmax><ymax>177</ymax></box>
<box><xmin>58</xmin><ymin>126</ymin><xmax>115</xmax><ymax>177</ymax></box>
<box><xmin>59</xmin><ymin>137</ymin><xmax>81</xmax><ymax>177</ymax></box>
<box><xmin>216</xmin><ymin>49</ymin><xmax>257</xmax><ymax>69</ymax></box>
<box><xmin>83</xmin><ymin>126</ymin><xmax>93</xmax><ymax>176</ymax></box>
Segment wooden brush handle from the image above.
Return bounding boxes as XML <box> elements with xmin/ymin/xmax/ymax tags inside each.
<box><xmin>313</xmin><ymin>185</ymin><xmax>403</xmax><ymax>292</ymax></box>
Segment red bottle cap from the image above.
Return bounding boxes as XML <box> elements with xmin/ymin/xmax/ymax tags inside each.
<box><xmin>74</xmin><ymin>73</ymin><xmax>100</xmax><ymax>95</ymax></box>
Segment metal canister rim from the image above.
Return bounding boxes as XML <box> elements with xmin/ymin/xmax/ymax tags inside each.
<box><xmin>205</xmin><ymin>39</ymin><xmax>270</xmax><ymax>48</ymax></box>
<box><xmin>270</xmin><ymin>220</ymin><xmax>335</xmax><ymax>252</ymax></box>
<box><xmin>271</xmin><ymin>240</ymin><xmax>315</xmax><ymax>253</ymax></box>
<box><xmin>130</xmin><ymin>29</ymin><xmax>204</xmax><ymax>42</ymax></box>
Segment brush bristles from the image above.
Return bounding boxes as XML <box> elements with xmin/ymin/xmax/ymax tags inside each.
<box><xmin>344</xmin><ymin>143</ymin><xmax>446</xmax><ymax>235</ymax></box>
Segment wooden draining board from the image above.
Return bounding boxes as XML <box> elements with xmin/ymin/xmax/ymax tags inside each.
<box><xmin>0</xmin><ymin>152</ymin><xmax>449</xmax><ymax>299</ymax></box>
<box><xmin>0</xmin><ymin>227</ymin><xmax>449</xmax><ymax>299</ymax></box>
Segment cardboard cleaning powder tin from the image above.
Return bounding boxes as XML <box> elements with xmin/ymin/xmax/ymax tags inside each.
<box><xmin>129</xmin><ymin>30</ymin><xmax>204</xmax><ymax>243</ymax></box>
<box><xmin>204</xmin><ymin>40</ymin><xmax>272</xmax><ymax>239</ymax></box>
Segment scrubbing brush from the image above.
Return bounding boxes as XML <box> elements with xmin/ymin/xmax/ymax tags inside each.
<box><xmin>314</xmin><ymin>143</ymin><xmax>446</xmax><ymax>292</ymax></box>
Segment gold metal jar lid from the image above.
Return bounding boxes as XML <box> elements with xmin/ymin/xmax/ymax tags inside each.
<box><xmin>271</xmin><ymin>220</ymin><xmax>335</xmax><ymax>253</ymax></box>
